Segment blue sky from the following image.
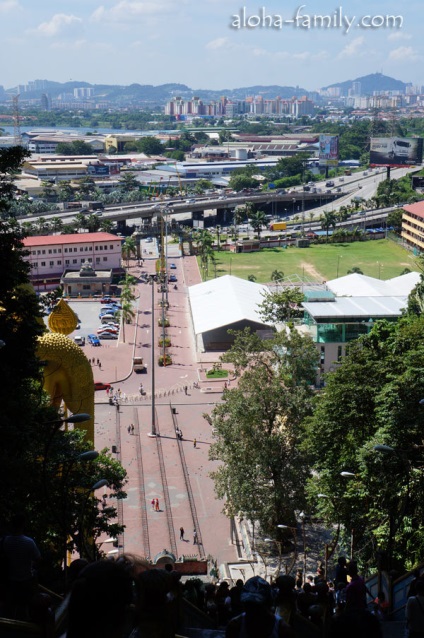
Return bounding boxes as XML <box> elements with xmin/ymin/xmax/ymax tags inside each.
<box><xmin>0</xmin><ymin>0</ymin><xmax>422</xmax><ymax>90</ymax></box>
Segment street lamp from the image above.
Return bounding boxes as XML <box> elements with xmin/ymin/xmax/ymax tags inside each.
<box><xmin>276</xmin><ymin>524</ymin><xmax>298</xmax><ymax>576</ymax></box>
<box><xmin>149</xmin><ymin>275</ymin><xmax>157</xmax><ymax>437</ymax></box>
<box><xmin>264</xmin><ymin>537</ymin><xmax>283</xmax><ymax>578</ymax></box>
<box><xmin>216</xmin><ymin>225</ymin><xmax>221</xmax><ymax>251</ymax></box>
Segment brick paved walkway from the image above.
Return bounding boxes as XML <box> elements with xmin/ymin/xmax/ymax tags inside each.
<box><xmin>88</xmin><ymin>250</ymin><xmax>239</xmax><ymax>572</ymax></box>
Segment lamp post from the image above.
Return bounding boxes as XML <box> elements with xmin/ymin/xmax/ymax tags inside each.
<box><xmin>149</xmin><ymin>275</ymin><xmax>157</xmax><ymax>437</ymax></box>
<box><xmin>216</xmin><ymin>225</ymin><xmax>221</xmax><ymax>251</ymax></box>
<box><xmin>277</xmin><ymin>523</ymin><xmax>298</xmax><ymax>576</ymax></box>
<box><xmin>264</xmin><ymin>537</ymin><xmax>283</xmax><ymax>578</ymax></box>
<box><xmin>298</xmin><ymin>512</ymin><xmax>307</xmax><ymax>579</ymax></box>
<box><xmin>336</xmin><ymin>255</ymin><xmax>342</xmax><ymax>278</ymax></box>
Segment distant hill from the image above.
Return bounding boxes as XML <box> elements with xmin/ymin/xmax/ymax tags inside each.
<box><xmin>322</xmin><ymin>72</ymin><xmax>407</xmax><ymax>96</ymax></box>
<box><xmin>3</xmin><ymin>74</ymin><xmax>410</xmax><ymax>105</ymax></box>
<box><xmin>4</xmin><ymin>80</ymin><xmax>309</xmax><ymax>105</ymax></box>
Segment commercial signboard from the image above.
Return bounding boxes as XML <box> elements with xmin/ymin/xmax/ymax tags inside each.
<box><xmin>87</xmin><ymin>164</ymin><xmax>110</xmax><ymax>176</ymax></box>
<box><xmin>319</xmin><ymin>134</ymin><xmax>339</xmax><ymax>166</ymax></box>
<box><xmin>370</xmin><ymin>137</ymin><xmax>423</xmax><ymax>167</ymax></box>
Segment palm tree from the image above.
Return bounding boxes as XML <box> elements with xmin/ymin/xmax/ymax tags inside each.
<box><xmin>73</xmin><ymin>212</ymin><xmax>88</xmax><ymax>234</ymax></box>
<box><xmin>119</xmin><ymin>172</ymin><xmax>139</xmax><ymax>193</ymax></box>
<box><xmin>35</xmin><ymin>216</ymin><xmax>49</xmax><ymax>235</ymax></box>
<box><xmin>85</xmin><ymin>215</ymin><xmax>101</xmax><ymax>233</ymax></box>
<box><xmin>122</xmin><ymin>237</ymin><xmax>137</xmax><ymax>267</ymax></box>
<box><xmin>100</xmin><ymin>219</ymin><xmax>114</xmax><ymax>233</ymax></box>
<box><xmin>50</xmin><ymin>217</ymin><xmax>64</xmax><ymax>234</ymax></box>
<box><xmin>249</xmin><ymin>210</ymin><xmax>267</xmax><ymax>239</ymax></box>
<box><xmin>271</xmin><ymin>270</ymin><xmax>284</xmax><ymax>282</ymax></box>
<box><xmin>320</xmin><ymin>210</ymin><xmax>337</xmax><ymax>243</ymax></box>
<box><xmin>41</xmin><ymin>181</ymin><xmax>56</xmax><ymax>201</ymax></box>
<box><xmin>194</xmin><ymin>229</ymin><xmax>214</xmax><ymax>277</ymax></box>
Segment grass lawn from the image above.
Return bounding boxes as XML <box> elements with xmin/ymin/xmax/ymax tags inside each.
<box><xmin>201</xmin><ymin>240</ymin><xmax>418</xmax><ymax>283</ymax></box>
<box><xmin>206</xmin><ymin>369</ymin><xmax>229</xmax><ymax>379</ymax></box>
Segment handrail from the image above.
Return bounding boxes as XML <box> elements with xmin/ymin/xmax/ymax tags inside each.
<box><xmin>155</xmin><ymin>411</ymin><xmax>178</xmax><ymax>557</ymax></box>
<box><xmin>132</xmin><ymin>406</ymin><xmax>151</xmax><ymax>560</ymax></box>
<box><xmin>170</xmin><ymin>403</ymin><xmax>205</xmax><ymax>558</ymax></box>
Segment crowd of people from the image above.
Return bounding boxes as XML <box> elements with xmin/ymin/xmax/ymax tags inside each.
<box><xmin>1</xmin><ymin>511</ymin><xmax>424</xmax><ymax>638</ymax></box>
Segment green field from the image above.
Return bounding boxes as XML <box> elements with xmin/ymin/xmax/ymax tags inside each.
<box><xmin>202</xmin><ymin>240</ymin><xmax>419</xmax><ymax>283</ymax></box>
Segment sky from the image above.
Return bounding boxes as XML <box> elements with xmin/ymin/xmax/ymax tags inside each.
<box><xmin>1</xmin><ymin>0</ymin><xmax>422</xmax><ymax>91</ymax></box>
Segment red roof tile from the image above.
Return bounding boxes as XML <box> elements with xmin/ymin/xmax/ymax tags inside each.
<box><xmin>403</xmin><ymin>201</ymin><xmax>424</xmax><ymax>219</ymax></box>
<box><xmin>23</xmin><ymin>232</ymin><xmax>121</xmax><ymax>247</ymax></box>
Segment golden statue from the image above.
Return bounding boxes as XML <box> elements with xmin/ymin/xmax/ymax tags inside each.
<box><xmin>37</xmin><ymin>298</ymin><xmax>94</xmax><ymax>441</ymax></box>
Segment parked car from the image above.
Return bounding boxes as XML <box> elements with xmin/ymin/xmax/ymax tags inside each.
<box><xmin>94</xmin><ymin>381</ymin><xmax>111</xmax><ymax>391</ymax></box>
<box><xmin>74</xmin><ymin>335</ymin><xmax>85</xmax><ymax>346</ymax></box>
<box><xmin>169</xmin><ymin>274</ymin><xmax>177</xmax><ymax>282</ymax></box>
<box><xmin>97</xmin><ymin>326</ymin><xmax>118</xmax><ymax>334</ymax></box>
<box><xmin>87</xmin><ymin>334</ymin><xmax>101</xmax><ymax>346</ymax></box>
<box><xmin>101</xmin><ymin>296</ymin><xmax>116</xmax><ymax>304</ymax></box>
<box><xmin>170</xmin><ymin>263</ymin><xmax>177</xmax><ymax>269</ymax></box>
<box><xmin>97</xmin><ymin>332</ymin><xmax>118</xmax><ymax>340</ymax></box>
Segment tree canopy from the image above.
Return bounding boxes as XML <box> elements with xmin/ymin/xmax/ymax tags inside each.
<box><xmin>209</xmin><ymin>328</ymin><xmax>318</xmax><ymax>538</ymax></box>
<box><xmin>303</xmin><ymin>317</ymin><xmax>424</xmax><ymax>572</ymax></box>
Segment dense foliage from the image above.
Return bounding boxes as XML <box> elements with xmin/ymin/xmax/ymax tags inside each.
<box><xmin>209</xmin><ymin>328</ymin><xmax>318</xmax><ymax>540</ymax></box>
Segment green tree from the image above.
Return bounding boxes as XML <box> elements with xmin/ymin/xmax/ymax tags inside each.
<box><xmin>303</xmin><ymin>317</ymin><xmax>424</xmax><ymax>571</ymax></box>
<box><xmin>194</xmin><ymin>229</ymin><xmax>215</xmax><ymax>277</ymax></box>
<box><xmin>50</xmin><ymin>216</ymin><xmax>64</xmax><ymax>234</ymax></box>
<box><xmin>122</xmin><ymin>236</ymin><xmax>137</xmax><ymax>267</ymax></box>
<box><xmin>0</xmin><ymin>146</ymin><xmax>31</xmax><ymax>218</ymax></box>
<box><xmin>276</xmin><ymin>153</ymin><xmax>309</xmax><ymax>178</ymax></box>
<box><xmin>228</xmin><ymin>174</ymin><xmax>258</xmax><ymax>192</ymax></box>
<box><xmin>41</xmin><ymin>180</ymin><xmax>57</xmax><ymax>201</ymax></box>
<box><xmin>137</xmin><ymin>137</ymin><xmax>164</xmax><ymax>155</ymax></box>
<box><xmin>249</xmin><ymin>210</ymin><xmax>267</xmax><ymax>239</ymax></box>
<box><xmin>271</xmin><ymin>270</ymin><xmax>284</xmax><ymax>282</ymax></box>
<box><xmin>258</xmin><ymin>287</ymin><xmax>305</xmax><ymax>323</ymax></box>
<box><xmin>387</xmin><ymin>209</ymin><xmax>403</xmax><ymax>232</ymax></box>
<box><xmin>55</xmin><ymin>140</ymin><xmax>94</xmax><ymax>155</ymax></box>
<box><xmin>209</xmin><ymin>328</ymin><xmax>318</xmax><ymax>537</ymax></box>
<box><xmin>119</xmin><ymin>171</ymin><xmax>139</xmax><ymax>193</ymax></box>
<box><xmin>320</xmin><ymin>210</ymin><xmax>337</xmax><ymax>243</ymax></box>
<box><xmin>347</xmin><ymin>266</ymin><xmax>364</xmax><ymax>274</ymax></box>
<box><xmin>57</xmin><ymin>180</ymin><xmax>74</xmax><ymax>202</ymax></box>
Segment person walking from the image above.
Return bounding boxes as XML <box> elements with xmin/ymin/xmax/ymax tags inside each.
<box><xmin>180</xmin><ymin>527</ymin><xmax>185</xmax><ymax>541</ymax></box>
<box><xmin>155</xmin><ymin>498</ymin><xmax>160</xmax><ymax>512</ymax></box>
<box><xmin>131</xmin><ymin>424</ymin><xmax>135</xmax><ymax>435</ymax></box>
<box><xmin>184</xmin><ymin>385</ymin><xmax>188</xmax><ymax>395</ymax></box>
<box><xmin>127</xmin><ymin>425</ymin><xmax>131</xmax><ymax>435</ymax></box>
<box><xmin>193</xmin><ymin>529</ymin><xmax>198</xmax><ymax>545</ymax></box>
<box><xmin>151</xmin><ymin>499</ymin><xmax>155</xmax><ymax>511</ymax></box>
<box><xmin>193</xmin><ymin>438</ymin><xmax>197</xmax><ymax>449</ymax></box>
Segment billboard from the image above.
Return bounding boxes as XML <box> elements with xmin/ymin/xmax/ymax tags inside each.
<box><xmin>319</xmin><ymin>134</ymin><xmax>339</xmax><ymax>167</ymax></box>
<box><xmin>87</xmin><ymin>164</ymin><xmax>110</xmax><ymax>176</ymax></box>
<box><xmin>370</xmin><ymin>137</ymin><xmax>423</xmax><ymax>167</ymax></box>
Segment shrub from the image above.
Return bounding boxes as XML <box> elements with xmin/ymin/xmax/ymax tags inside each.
<box><xmin>158</xmin><ymin>317</ymin><xmax>170</xmax><ymax>327</ymax></box>
<box><xmin>158</xmin><ymin>354</ymin><xmax>172</xmax><ymax>366</ymax></box>
<box><xmin>159</xmin><ymin>337</ymin><xmax>171</xmax><ymax>347</ymax></box>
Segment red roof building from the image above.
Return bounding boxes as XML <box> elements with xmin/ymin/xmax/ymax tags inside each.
<box><xmin>22</xmin><ymin>232</ymin><xmax>123</xmax><ymax>292</ymax></box>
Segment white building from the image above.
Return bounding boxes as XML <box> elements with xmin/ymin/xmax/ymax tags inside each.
<box><xmin>23</xmin><ymin>232</ymin><xmax>123</xmax><ymax>292</ymax></box>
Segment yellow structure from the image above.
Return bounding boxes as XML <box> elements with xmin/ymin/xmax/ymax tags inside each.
<box><xmin>401</xmin><ymin>202</ymin><xmax>424</xmax><ymax>252</ymax></box>
<box><xmin>37</xmin><ymin>298</ymin><xmax>94</xmax><ymax>441</ymax></box>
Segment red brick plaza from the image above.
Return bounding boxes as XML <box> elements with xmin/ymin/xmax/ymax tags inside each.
<box><xmin>88</xmin><ymin>253</ymin><xmax>238</xmax><ymax>572</ymax></box>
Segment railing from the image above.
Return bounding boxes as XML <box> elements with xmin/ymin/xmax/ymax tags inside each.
<box><xmin>170</xmin><ymin>403</ymin><xmax>205</xmax><ymax>558</ymax></box>
<box><xmin>155</xmin><ymin>413</ymin><xmax>178</xmax><ymax>557</ymax></box>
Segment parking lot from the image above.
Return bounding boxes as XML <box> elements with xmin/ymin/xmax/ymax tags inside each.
<box><xmin>68</xmin><ymin>301</ymin><xmax>120</xmax><ymax>347</ymax></box>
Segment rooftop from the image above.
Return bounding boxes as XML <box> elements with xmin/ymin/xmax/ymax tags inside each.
<box><xmin>23</xmin><ymin>233</ymin><xmax>122</xmax><ymax>247</ymax></box>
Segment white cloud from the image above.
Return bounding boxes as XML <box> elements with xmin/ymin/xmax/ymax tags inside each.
<box><xmin>91</xmin><ymin>1</ymin><xmax>173</xmax><ymax>22</ymax></box>
<box><xmin>387</xmin><ymin>32</ymin><xmax>412</xmax><ymax>42</ymax></box>
<box><xmin>0</xmin><ymin>0</ymin><xmax>21</xmax><ymax>13</ymax></box>
<box><xmin>389</xmin><ymin>46</ymin><xmax>421</xmax><ymax>61</ymax></box>
<box><xmin>338</xmin><ymin>37</ymin><xmax>365</xmax><ymax>58</ymax></box>
<box><xmin>32</xmin><ymin>14</ymin><xmax>83</xmax><ymax>37</ymax></box>
<box><xmin>206</xmin><ymin>37</ymin><xmax>230</xmax><ymax>50</ymax></box>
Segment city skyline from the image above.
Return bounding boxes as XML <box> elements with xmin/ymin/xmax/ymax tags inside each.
<box><xmin>0</xmin><ymin>0</ymin><xmax>422</xmax><ymax>91</ymax></box>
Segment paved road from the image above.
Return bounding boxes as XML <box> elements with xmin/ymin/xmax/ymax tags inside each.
<box><xmin>75</xmin><ymin>243</ymin><xmax>239</xmax><ymax>571</ymax></box>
